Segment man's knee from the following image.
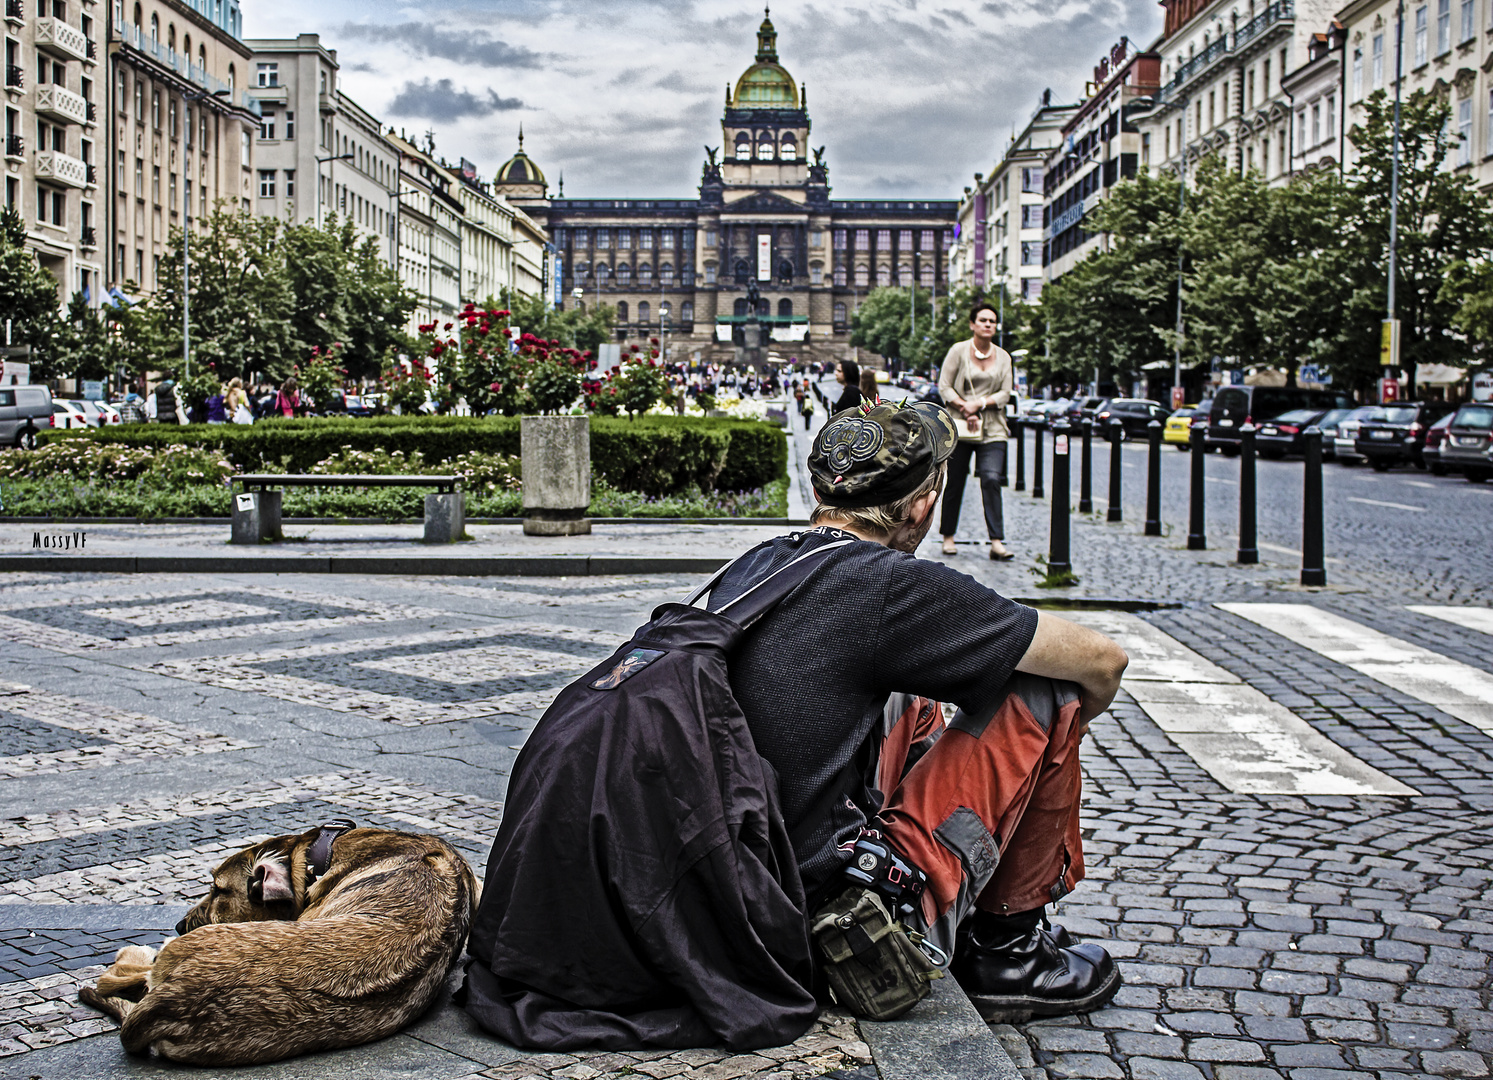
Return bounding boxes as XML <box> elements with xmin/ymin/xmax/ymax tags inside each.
<box><xmin>947</xmin><ymin>674</ymin><xmax>1081</xmax><ymax>740</ymax></box>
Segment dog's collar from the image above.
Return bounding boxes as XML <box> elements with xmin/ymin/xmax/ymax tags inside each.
<box><xmin>305</xmin><ymin>819</ymin><xmax>356</xmax><ymax>886</ymax></box>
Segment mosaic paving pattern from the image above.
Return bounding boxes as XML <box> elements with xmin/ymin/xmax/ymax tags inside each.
<box><xmin>0</xmin><ymin>681</ymin><xmax>252</xmax><ymax>778</ymax></box>
<box><xmin>148</xmin><ymin>623</ymin><xmax>630</xmax><ymax>726</ymax></box>
<box><xmin>0</xmin><ymin>771</ymin><xmax>504</xmax><ymax>906</ymax></box>
<box><xmin>0</xmin><ymin>963</ymin><xmax>114</xmax><ymax>1056</ymax></box>
<box><xmin>0</xmin><ymin>583</ymin><xmax>444</xmax><ymax>652</ymax></box>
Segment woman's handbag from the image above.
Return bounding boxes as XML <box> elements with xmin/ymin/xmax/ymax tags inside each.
<box><xmin>950</xmin><ymin>346</ymin><xmax>983</xmax><ymax>442</ymax></box>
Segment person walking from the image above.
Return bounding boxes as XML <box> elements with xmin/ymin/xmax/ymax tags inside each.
<box><xmin>858</xmin><ymin>368</ymin><xmax>879</xmax><ymax>405</ymax></box>
<box><xmin>275</xmin><ymin>376</ymin><xmax>300</xmax><ymax>418</ymax></box>
<box><xmin>153</xmin><ymin>380</ymin><xmax>186</xmax><ymax>425</ymax></box>
<box><xmin>832</xmin><ymin>359</ymin><xmax>862</xmax><ymax>414</ymax></box>
<box><xmin>939</xmin><ymin>300</ymin><xmax>1015</xmax><ymax>561</ymax></box>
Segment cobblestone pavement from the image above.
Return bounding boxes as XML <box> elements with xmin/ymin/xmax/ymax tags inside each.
<box><xmin>1</xmin><ymin>561</ymin><xmax>1491</xmax><ymax>1077</ymax></box>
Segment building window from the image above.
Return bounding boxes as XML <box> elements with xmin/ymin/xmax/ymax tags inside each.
<box><xmin>617</xmin><ymin>229</ymin><xmax>632</xmax><ymax>249</ymax></box>
<box><xmin>617</xmin><ymin>263</ymin><xmax>631</xmax><ymax>284</ymax></box>
<box><xmin>1353</xmin><ymin>49</ymin><xmax>1363</xmax><ymax>99</ymax></box>
<box><xmin>1311</xmin><ymin>104</ymin><xmax>1321</xmax><ymax>146</ymax></box>
<box><xmin>734</xmin><ymin>133</ymin><xmax>750</xmax><ymax>160</ymax></box>
<box><xmin>151</xmin><ymin>92</ymin><xmax>160</xmax><ymax>130</ymax></box>
<box><xmin>257</xmin><ymin>62</ymin><xmax>277</xmax><ymax>87</ymax></box>
<box><xmin>1022</xmin><ymin>205</ymin><xmax>1043</xmax><ymax>229</ymax></box>
<box><xmin>833</xmin><ymin>265</ymin><xmax>846</xmax><ymax>286</ymax></box>
<box><xmin>616</xmin><ymin>301</ymin><xmax>627</xmax><ymax>322</ymax></box>
<box><xmin>285</xmin><ymin>170</ymin><xmax>294</xmax><ymax>197</ymax></box>
<box><xmin>809</xmin><ymin>262</ymin><xmax>823</xmax><ymax>285</ymax></box>
<box><xmin>168</xmin><ymin>171</ymin><xmax>176</xmax><ymax>209</ymax></box>
<box><xmin>876</xmin><ymin>265</ymin><xmax>891</xmax><ymax>287</ymax></box>
<box><xmin>704</xmin><ymin>262</ymin><xmax>716</xmax><ymax>284</ymax></box>
<box><xmin>134</xmin><ymin>158</ymin><xmax>143</xmax><ymax>196</ymax></box>
<box><xmin>637</xmin><ymin>300</ymin><xmax>649</xmax><ymax>324</ymax></box>
<box><xmin>1459</xmin><ymin>97</ymin><xmax>1473</xmax><ymax>163</ymax></box>
<box><xmin>1021</xmin><ymin>167</ymin><xmax>1043</xmax><ymax>192</ymax></box>
<box><xmin>854</xmin><ymin>264</ymin><xmax>868</xmax><ymax>287</ymax></box>
<box><xmin>258</xmin><ymin>169</ymin><xmax>275</xmax><ymax>197</ymax></box>
<box><xmin>660</xmin><ymin>262</ymin><xmax>674</xmax><ymax>285</ymax></box>
<box><xmin>876</xmin><ymin>228</ymin><xmax>891</xmax><ymax>248</ymax></box>
<box><xmin>285</xmin><ymin>111</ymin><xmax>294</xmax><ymax>139</ymax></box>
<box><xmin>1373</xmin><ymin>34</ymin><xmax>1385</xmax><ymax>87</ymax></box>
<box><xmin>572</xmin><ymin>227</ymin><xmax>588</xmax><ymax>247</ymax></box>
<box><xmin>260</xmin><ymin>113</ymin><xmax>275</xmax><ymax>140</ymax></box>
<box><xmin>116</xmin><ymin>149</ymin><xmax>125</xmax><ymax>188</ymax></box>
<box><xmin>241</xmin><ymin>129</ymin><xmax>250</xmax><ymax>167</ymax></box>
<box><xmin>639</xmin><ymin>229</ymin><xmax>654</xmax><ymax>250</ymax></box>
<box><xmin>595</xmin><ymin>227</ymin><xmax>610</xmax><ymax>248</ymax></box>
<box><xmin>659</xmin><ymin>301</ymin><xmax>671</xmax><ymax>325</ymax></box>
<box><xmin>1142</xmin><ymin>132</ymin><xmax>1151</xmax><ymax>166</ymax></box>
<box><xmin>854</xmin><ymin>228</ymin><xmax>869</xmax><ymax>250</ymax></box>
<box><xmin>595</xmin><ymin>263</ymin><xmax>610</xmax><ymax>283</ymax></box>
<box><xmin>1462</xmin><ymin>0</ymin><xmax>1476</xmax><ymax>40</ymax></box>
<box><xmin>833</xmin><ymin>229</ymin><xmax>846</xmax><ymax>249</ymax></box>
<box><xmin>1415</xmin><ymin>5</ymin><xmax>1428</xmax><ymax>65</ymax></box>
<box><xmin>168</xmin><ymin>99</ymin><xmax>177</xmax><ymax>138</ymax></box>
<box><xmin>638</xmin><ymin>262</ymin><xmax>652</xmax><ymax>283</ymax></box>
<box><xmin>1023</xmin><ymin>278</ymin><xmax>1042</xmax><ymax>301</ymax></box>
<box><xmin>833</xmin><ymin>301</ymin><xmax>846</xmax><ymax>323</ymax></box>
<box><xmin>919</xmin><ymin>264</ymin><xmax>933</xmax><ymax>288</ymax></box>
<box><xmin>660</xmin><ymin>229</ymin><xmax>675</xmax><ymax>249</ymax></box>
<box><xmin>1438</xmin><ymin>0</ymin><xmax>1452</xmax><ymax>52</ymax></box>
<box><xmin>897</xmin><ymin>228</ymin><xmax>913</xmax><ymax>248</ymax></box>
<box><xmin>681</xmin><ymin>301</ymin><xmax>693</xmax><ymax>322</ymax></box>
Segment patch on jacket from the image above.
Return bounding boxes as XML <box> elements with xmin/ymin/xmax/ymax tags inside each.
<box><xmin>591</xmin><ymin>648</ymin><xmax>668</xmax><ymax>690</ymax></box>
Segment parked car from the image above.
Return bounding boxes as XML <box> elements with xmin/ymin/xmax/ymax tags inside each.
<box><xmin>0</xmin><ymin>385</ymin><xmax>54</xmax><ymax>449</ymax></box>
<box><xmin>78</xmin><ymin>400</ymin><xmax>121</xmax><ymax>427</ymax></box>
<box><xmin>1205</xmin><ymin>386</ymin><xmax>1353</xmax><ymax>454</ymax></box>
<box><xmin>1422</xmin><ymin>412</ymin><xmax>1457</xmax><ymax>475</ymax></box>
<box><xmin>52</xmin><ymin>399</ymin><xmax>90</xmax><ymax>430</ymax></box>
<box><xmin>1440</xmin><ymin>403</ymin><xmax>1493</xmax><ymax>482</ymax></box>
<box><xmin>1255</xmin><ymin>408</ymin><xmax>1331</xmax><ymax>458</ymax></box>
<box><xmin>1032</xmin><ymin>398</ymin><xmax>1073</xmax><ymax>428</ymax></box>
<box><xmin>1355</xmin><ymin>401</ymin><xmax>1457</xmax><ymax>470</ymax></box>
<box><xmin>1095</xmin><ymin>398</ymin><xmax>1170</xmax><ymax>439</ymax></box>
<box><xmin>1067</xmin><ymin>395</ymin><xmax>1111</xmax><ymax>426</ymax></box>
<box><xmin>1312</xmin><ymin>407</ymin><xmax>1357</xmax><ymax>461</ymax></box>
<box><xmin>1333</xmin><ymin>405</ymin><xmax>1378</xmax><ymax>463</ymax></box>
<box><xmin>1164</xmin><ymin>405</ymin><xmax>1200</xmax><ymax>448</ymax></box>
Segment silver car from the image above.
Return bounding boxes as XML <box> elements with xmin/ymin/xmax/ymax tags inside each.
<box><xmin>0</xmin><ymin>385</ymin><xmax>54</xmax><ymax>449</ymax></box>
<box><xmin>1333</xmin><ymin>405</ymin><xmax>1378</xmax><ymax>464</ymax></box>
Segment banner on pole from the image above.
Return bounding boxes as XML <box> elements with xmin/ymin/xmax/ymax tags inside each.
<box><xmin>757</xmin><ymin>235</ymin><xmax>771</xmax><ymax>282</ymax></box>
<box><xmin>1380</xmin><ymin>319</ymin><xmax>1400</xmax><ymax>367</ymax></box>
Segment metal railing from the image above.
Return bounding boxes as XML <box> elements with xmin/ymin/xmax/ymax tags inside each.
<box><xmin>1157</xmin><ymin>36</ymin><xmax>1231</xmax><ymax>103</ymax></box>
<box><xmin>4</xmin><ymin>65</ymin><xmax>21</xmax><ymax>90</ymax></box>
<box><xmin>81</xmin><ymin>226</ymin><xmax>96</xmax><ymax>248</ymax></box>
<box><xmin>1235</xmin><ymin>0</ymin><xmax>1294</xmax><ymax>50</ymax></box>
<box><xmin>3</xmin><ymin>134</ymin><xmax>22</xmax><ymax>157</ymax></box>
<box><xmin>113</xmin><ymin>21</ymin><xmax>261</xmax><ymax>115</ymax></box>
<box><xmin>4</xmin><ymin>0</ymin><xmax>22</xmax><ymax>19</ymax></box>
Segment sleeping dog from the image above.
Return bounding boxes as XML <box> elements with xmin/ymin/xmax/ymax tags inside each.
<box><xmin>80</xmin><ymin>820</ymin><xmax>478</xmax><ymax>1066</ymax></box>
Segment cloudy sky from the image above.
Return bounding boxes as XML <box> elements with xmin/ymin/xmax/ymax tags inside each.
<box><xmin>244</xmin><ymin>0</ymin><xmax>1163</xmax><ymax>200</ymax></box>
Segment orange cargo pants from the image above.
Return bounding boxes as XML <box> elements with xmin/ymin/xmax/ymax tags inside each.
<box><xmin>871</xmin><ymin>675</ymin><xmax>1087</xmax><ymax>957</ymax></box>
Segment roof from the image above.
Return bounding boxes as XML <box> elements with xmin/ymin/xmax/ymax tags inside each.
<box><xmin>496</xmin><ymin>128</ymin><xmax>547</xmax><ymax>190</ymax></box>
<box><xmin>731</xmin><ymin>11</ymin><xmax>799</xmax><ymax>109</ymax></box>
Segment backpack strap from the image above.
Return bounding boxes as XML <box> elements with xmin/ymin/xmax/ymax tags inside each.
<box><xmin>715</xmin><ymin>538</ymin><xmax>855</xmax><ymax>630</ymax></box>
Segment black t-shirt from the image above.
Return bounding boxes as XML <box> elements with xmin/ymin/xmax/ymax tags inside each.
<box><xmin>708</xmin><ymin>528</ymin><xmax>1039</xmax><ymax>895</ymax></box>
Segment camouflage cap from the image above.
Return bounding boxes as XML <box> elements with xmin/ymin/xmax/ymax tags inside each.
<box><xmin>809</xmin><ymin>399</ymin><xmax>957</xmax><ymax>508</ymax></box>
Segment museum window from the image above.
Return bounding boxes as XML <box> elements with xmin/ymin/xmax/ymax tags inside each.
<box><xmin>702</xmin><ymin>229</ymin><xmax>714</xmax><ymax>248</ymax></box>
<box><xmin>638</xmin><ymin>262</ymin><xmax>652</xmax><ymax>283</ymax></box>
<box><xmin>810</xmin><ymin>262</ymin><xmax>823</xmax><ymax>285</ymax></box>
<box><xmin>617</xmin><ymin>263</ymin><xmax>632</xmax><ymax>284</ymax></box>
<box><xmin>833</xmin><ymin>301</ymin><xmax>846</xmax><ymax>323</ymax></box>
<box><xmin>575</xmin><ymin>262</ymin><xmax>589</xmax><ymax>280</ymax></box>
<box><xmin>897</xmin><ymin>264</ymin><xmax>911</xmax><ymax>286</ymax></box>
<box><xmin>735</xmin><ymin>259</ymin><xmax>751</xmax><ymax>283</ymax></box>
<box><xmin>833</xmin><ymin>265</ymin><xmax>846</xmax><ymax>286</ymax></box>
<box><xmin>854</xmin><ymin>264</ymin><xmax>868</xmax><ymax>287</ymax></box>
<box><xmin>876</xmin><ymin>229</ymin><xmax>891</xmax><ymax>248</ymax></box>
<box><xmin>898</xmin><ymin>229</ymin><xmax>913</xmax><ymax>248</ymax></box>
<box><xmin>704</xmin><ymin>261</ymin><xmax>716</xmax><ymax>284</ymax></box>
<box><xmin>681</xmin><ymin>301</ymin><xmax>693</xmax><ymax>322</ymax></box>
<box><xmin>660</xmin><ymin>262</ymin><xmax>674</xmax><ymax>285</ymax></box>
<box><xmin>682</xmin><ymin>267</ymin><xmax>694</xmax><ymax>285</ymax></box>
<box><xmin>854</xmin><ymin>228</ymin><xmax>869</xmax><ymax>250</ymax></box>
<box><xmin>758</xmin><ymin>138</ymin><xmax>774</xmax><ymax>160</ymax></box>
<box><xmin>616</xmin><ymin>301</ymin><xmax>627</xmax><ymax>321</ymax></box>
<box><xmin>617</xmin><ymin>229</ymin><xmax>632</xmax><ymax>249</ymax></box>
<box><xmin>596</xmin><ymin>228</ymin><xmax>610</xmax><ymax>248</ymax></box>
<box><xmin>920</xmin><ymin>229</ymin><xmax>935</xmax><ymax>251</ymax></box>
<box><xmin>876</xmin><ymin>265</ymin><xmax>890</xmax><ymax>287</ymax></box>
<box><xmin>778</xmin><ymin>298</ymin><xmax>792</xmax><ymax>318</ymax></box>
<box><xmin>596</xmin><ymin>263</ymin><xmax>610</xmax><ymax>283</ymax></box>
<box><xmin>810</xmin><ymin>229</ymin><xmax>823</xmax><ymax>247</ymax></box>
<box><xmin>640</xmin><ymin>229</ymin><xmax>654</xmax><ymax>249</ymax></box>
<box><xmin>735</xmin><ymin>133</ymin><xmax>751</xmax><ymax>159</ymax></box>
<box><xmin>637</xmin><ymin>301</ymin><xmax>650</xmax><ymax>324</ymax></box>
<box><xmin>919</xmin><ymin>264</ymin><xmax>934</xmax><ymax>288</ymax></box>
<box><xmin>682</xmin><ymin>230</ymin><xmax>694</xmax><ymax>250</ymax></box>
<box><xmin>660</xmin><ymin>229</ymin><xmax>674</xmax><ymax>249</ymax></box>
<box><xmin>781</xmin><ymin>134</ymin><xmax>796</xmax><ymax>158</ymax></box>
<box><xmin>834</xmin><ymin>229</ymin><xmax>847</xmax><ymax>249</ymax></box>
<box><xmin>574</xmin><ymin>228</ymin><xmax>589</xmax><ymax>248</ymax></box>
<box><xmin>659</xmin><ymin>301</ymin><xmax>671</xmax><ymax>325</ymax></box>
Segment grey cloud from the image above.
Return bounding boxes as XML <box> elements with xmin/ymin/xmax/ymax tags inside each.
<box><xmin>388</xmin><ymin>79</ymin><xmax>524</xmax><ymax>121</ymax></box>
<box><xmin>336</xmin><ymin>22</ymin><xmax>542</xmax><ymax>68</ymax></box>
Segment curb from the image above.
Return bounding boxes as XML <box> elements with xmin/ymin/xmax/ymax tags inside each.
<box><xmin>1</xmin><ymin>517</ymin><xmax>812</xmax><ymax>527</ymax></box>
<box><xmin>0</xmin><ymin>555</ymin><xmax>734</xmax><ymax>576</ymax></box>
<box><xmin>860</xmin><ymin>978</ymin><xmax>1022</xmax><ymax>1080</ymax></box>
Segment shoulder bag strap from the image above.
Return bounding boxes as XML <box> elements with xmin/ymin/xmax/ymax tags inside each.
<box><xmin>682</xmin><ymin>536</ymin><xmax>854</xmax><ymax>623</ymax></box>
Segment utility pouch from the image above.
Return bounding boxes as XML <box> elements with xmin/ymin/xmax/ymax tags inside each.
<box><xmin>810</xmin><ymin>885</ymin><xmax>941</xmax><ymax>1021</ymax></box>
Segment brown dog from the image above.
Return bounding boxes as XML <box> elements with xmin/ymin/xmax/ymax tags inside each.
<box><xmin>79</xmin><ymin>820</ymin><xmax>478</xmax><ymax>1066</ymax></box>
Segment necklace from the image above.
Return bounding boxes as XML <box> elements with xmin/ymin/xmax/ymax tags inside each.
<box><xmin>971</xmin><ymin>343</ymin><xmax>993</xmax><ymax>360</ymax></box>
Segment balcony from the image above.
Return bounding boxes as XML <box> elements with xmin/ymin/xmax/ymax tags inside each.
<box><xmin>81</xmin><ymin>226</ymin><xmax>96</xmax><ymax>248</ymax></box>
<box><xmin>36</xmin><ymin>17</ymin><xmax>91</xmax><ymax>63</ymax></box>
<box><xmin>36</xmin><ymin>84</ymin><xmax>90</xmax><ymax>126</ymax></box>
<box><xmin>4</xmin><ymin>0</ymin><xmax>21</xmax><ymax>23</ymax></box>
<box><xmin>86</xmin><ymin>162</ymin><xmax>96</xmax><ymax>185</ymax></box>
<box><xmin>3</xmin><ymin>134</ymin><xmax>21</xmax><ymax>159</ymax></box>
<box><xmin>1157</xmin><ymin>36</ymin><xmax>1232</xmax><ymax>103</ymax></box>
<box><xmin>114</xmin><ymin>21</ymin><xmax>261</xmax><ymax>115</ymax></box>
<box><xmin>1235</xmin><ymin>0</ymin><xmax>1294</xmax><ymax>51</ymax></box>
<box><xmin>4</xmin><ymin>65</ymin><xmax>21</xmax><ymax>90</ymax></box>
<box><xmin>35</xmin><ymin>150</ymin><xmax>89</xmax><ymax>189</ymax></box>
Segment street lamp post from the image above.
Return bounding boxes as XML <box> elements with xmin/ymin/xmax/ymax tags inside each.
<box><xmin>179</xmin><ymin>88</ymin><xmax>230</xmax><ymax>381</ymax></box>
<box><xmin>315</xmin><ymin>152</ymin><xmax>354</xmax><ymax>230</ymax></box>
<box><xmin>1384</xmin><ymin>0</ymin><xmax>1407</xmax><ymax>402</ymax></box>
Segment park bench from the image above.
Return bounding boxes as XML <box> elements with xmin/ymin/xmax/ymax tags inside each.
<box><xmin>230</xmin><ymin>474</ymin><xmax>464</xmax><ymax>545</ymax></box>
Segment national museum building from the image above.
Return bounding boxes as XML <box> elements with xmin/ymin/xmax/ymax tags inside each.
<box><xmin>493</xmin><ymin>12</ymin><xmax>957</xmax><ymax>367</ymax></box>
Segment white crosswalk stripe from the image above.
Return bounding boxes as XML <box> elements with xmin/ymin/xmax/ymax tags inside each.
<box><xmin>1063</xmin><ymin>610</ymin><xmax>1416</xmax><ymax>796</ymax></box>
<box><xmin>1217</xmin><ymin>603</ymin><xmax>1493</xmax><ymax>740</ymax></box>
<box><xmin>1406</xmin><ymin>605</ymin><xmax>1493</xmax><ymax>637</ymax></box>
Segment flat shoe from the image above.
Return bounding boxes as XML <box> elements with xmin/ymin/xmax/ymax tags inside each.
<box><xmin>941</xmin><ymin>539</ymin><xmax>958</xmax><ymax>556</ymax></box>
<box><xmin>990</xmin><ymin>545</ymin><xmax>1015</xmax><ymax>561</ymax></box>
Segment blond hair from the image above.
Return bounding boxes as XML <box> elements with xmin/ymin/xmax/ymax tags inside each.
<box><xmin>810</xmin><ymin>462</ymin><xmax>947</xmax><ymax>540</ymax></box>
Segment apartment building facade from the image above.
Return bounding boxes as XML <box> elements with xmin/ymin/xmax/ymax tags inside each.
<box><xmin>951</xmin><ymin>91</ymin><xmax>1078</xmax><ymax>302</ymax></box>
<box><xmin>1281</xmin><ymin>24</ymin><xmax>1347</xmax><ymax>173</ymax></box>
<box><xmin>4</xmin><ymin>0</ymin><xmax>104</xmax><ymax>306</ymax></box>
<box><xmin>245</xmin><ymin>33</ymin><xmax>397</xmax><ymax>260</ymax></box>
<box><xmin>386</xmin><ymin>131</ymin><xmax>461</xmax><ymax>331</ymax></box>
<box><xmin>106</xmin><ymin>0</ymin><xmax>258</xmax><ymax>294</ymax></box>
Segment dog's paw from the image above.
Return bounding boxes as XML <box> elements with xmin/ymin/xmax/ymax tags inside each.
<box><xmin>114</xmin><ymin>944</ymin><xmax>156</xmax><ymax>967</ymax></box>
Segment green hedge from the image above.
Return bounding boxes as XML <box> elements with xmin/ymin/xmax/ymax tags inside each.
<box><xmin>39</xmin><ymin>415</ymin><xmax>787</xmax><ymax>497</ymax></box>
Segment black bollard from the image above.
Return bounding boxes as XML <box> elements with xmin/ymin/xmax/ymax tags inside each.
<box><xmin>1301</xmin><ymin>426</ymin><xmax>1326</xmax><ymax>586</ymax></box>
<box><xmin>1238</xmin><ymin>423</ymin><xmax>1259</xmax><ymax>564</ymax></box>
<box><xmin>1079</xmin><ymin>418</ymin><xmax>1093</xmax><ymax>514</ymax></box>
<box><xmin>1049</xmin><ymin>421</ymin><xmax>1072</xmax><ymax>576</ymax></box>
<box><xmin>1187</xmin><ymin>421</ymin><xmax>1206</xmax><ymax>549</ymax></box>
<box><xmin>1107</xmin><ymin>419</ymin><xmax>1123</xmax><ymax>522</ymax></box>
<box><xmin>1033</xmin><ymin>422</ymin><xmax>1045</xmax><ymax>500</ymax></box>
<box><xmin>1013</xmin><ymin>417</ymin><xmax>1026</xmax><ymax>492</ymax></box>
<box><xmin>1145</xmin><ymin>420</ymin><xmax>1163</xmax><ymax>537</ymax></box>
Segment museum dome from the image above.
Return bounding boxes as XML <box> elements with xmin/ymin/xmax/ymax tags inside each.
<box><xmin>496</xmin><ymin>128</ymin><xmax>547</xmax><ymax>189</ymax></box>
<box><xmin>732</xmin><ymin>8</ymin><xmax>799</xmax><ymax>109</ymax></box>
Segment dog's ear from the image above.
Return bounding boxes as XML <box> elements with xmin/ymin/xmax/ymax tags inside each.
<box><xmin>248</xmin><ymin>858</ymin><xmax>294</xmax><ymax>904</ymax></box>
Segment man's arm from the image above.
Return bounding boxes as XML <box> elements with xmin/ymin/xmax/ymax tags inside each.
<box><xmin>1014</xmin><ymin>611</ymin><xmax>1128</xmax><ymax>725</ymax></box>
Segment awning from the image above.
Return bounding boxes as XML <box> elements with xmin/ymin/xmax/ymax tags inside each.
<box><xmin>1416</xmin><ymin>363</ymin><xmax>1467</xmax><ymax>385</ymax></box>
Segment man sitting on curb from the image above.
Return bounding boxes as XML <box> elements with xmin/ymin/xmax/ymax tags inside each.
<box><xmin>707</xmin><ymin>399</ymin><xmax>1129</xmax><ymax>1020</ymax></box>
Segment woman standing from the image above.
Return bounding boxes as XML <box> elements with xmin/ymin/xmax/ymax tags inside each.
<box><xmin>275</xmin><ymin>376</ymin><xmax>300</xmax><ymax>418</ymax></box>
<box><xmin>938</xmin><ymin>301</ymin><xmax>1014</xmax><ymax>560</ymax></box>
<box><xmin>858</xmin><ymin>367</ymin><xmax>879</xmax><ymax>404</ymax></box>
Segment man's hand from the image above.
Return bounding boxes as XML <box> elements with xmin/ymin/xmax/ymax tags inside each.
<box><xmin>1014</xmin><ymin>612</ymin><xmax>1128</xmax><ymax>727</ymax></box>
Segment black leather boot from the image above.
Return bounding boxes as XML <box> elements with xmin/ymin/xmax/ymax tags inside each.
<box><xmin>951</xmin><ymin>909</ymin><xmax>1121</xmax><ymax>1022</ymax></box>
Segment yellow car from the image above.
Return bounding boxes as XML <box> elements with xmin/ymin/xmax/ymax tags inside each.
<box><xmin>1164</xmin><ymin>405</ymin><xmax>1200</xmax><ymax>449</ymax></box>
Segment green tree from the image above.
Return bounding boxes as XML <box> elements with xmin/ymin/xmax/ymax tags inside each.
<box><xmin>0</xmin><ymin>207</ymin><xmax>61</xmax><ymax>376</ymax></box>
<box><xmin>1338</xmin><ymin>90</ymin><xmax>1493</xmax><ymax>395</ymax></box>
<box><xmin>50</xmin><ymin>292</ymin><xmax>114</xmax><ymax>383</ymax></box>
<box><xmin>498</xmin><ymin>288</ymin><xmax>616</xmax><ymax>355</ymax></box>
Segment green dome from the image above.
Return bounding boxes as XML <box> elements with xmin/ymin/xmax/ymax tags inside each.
<box><xmin>496</xmin><ymin>129</ymin><xmax>546</xmax><ymax>190</ymax></box>
<box><xmin>733</xmin><ymin>62</ymin><xmax>799</xmax><ymax>108</ymax></box>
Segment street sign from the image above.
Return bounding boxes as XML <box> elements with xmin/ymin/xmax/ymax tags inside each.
<box><xmin>1473</xmin><ymin>370</ymin><xmax>1493</xmax><ymax>402</ymax></box>
<box><xmin>82</xmin><ymin>381</ymin><xmax>104</xmax><ymax>400</ymax></box>
<box><xmin>1230</xmin><ymin>370</ymin><xmax>1244</xmax><ymax>385</ymax></box>
<box><xmin>1299</xmin><ymin>364</ymin><xmax>1320</xmax><ymax>384</ymax></box>
<box><xmin>1380</xmin><ymin>319</ymin><xmax>1400</xmax><ymax>367</ymax></box>
<box><xmin>1171</xmin><ymin>385</ymin><xmax>1186</xmax><ymax>409</ymax></box>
